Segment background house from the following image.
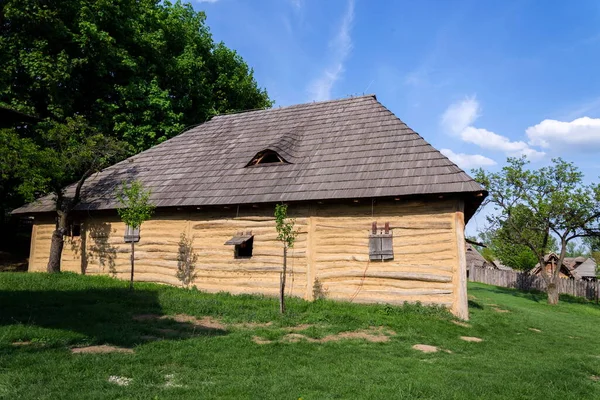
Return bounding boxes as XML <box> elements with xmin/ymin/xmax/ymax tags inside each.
<box><xmin>531</xmin><ymin>254</ymin><xmax>597</xmax><ymax>280</ymax></box>
<box><xmin>13</xmin><ymin>95</ymin><xmax>486</xmax><ymax>319</ymax></box>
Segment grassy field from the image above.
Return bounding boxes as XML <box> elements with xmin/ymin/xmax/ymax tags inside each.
<box><xmin>1</xmin><ymin>273</ymin><xmax>600</xmax><ymax>399</ymax></box>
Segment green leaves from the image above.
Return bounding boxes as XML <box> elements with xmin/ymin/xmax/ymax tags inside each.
<box><xmin>0</xmin><ymin>0</ymin><xmax>272</xmax><ymax>153</ymax></box>
<box><xmin>474</xmin><ymin>156</ymin><xmax>600</xmax><ymax>275</ymax></box>
<box><xmin>116</xmin><ymin>180</ymin><xmax>155</xmax><ymax>230</ymax></box>
<box><xmin>274</xmin><ymin>204</ymin><xmax>298</xmax><ymax>249</ymax></box>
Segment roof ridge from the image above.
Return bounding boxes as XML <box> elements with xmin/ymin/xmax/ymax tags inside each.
<box><xmin>212</xmin><ymin>94</ymin><xmax>377</xmax><ymax>120</ymax></box>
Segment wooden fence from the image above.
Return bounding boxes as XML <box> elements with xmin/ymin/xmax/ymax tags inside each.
<box><xmin>469</xmin><ymin>266</ymin><xmax>599</xmax><ymax>301</ymax></box>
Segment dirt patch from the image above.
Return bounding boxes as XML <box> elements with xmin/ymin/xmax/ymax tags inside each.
<box><xmin>133</xmin><ymin>313</ymin><xmax>227</xmax><ymax>330</ymax></box>
<box><xmin>234</xmin><ymin>321</ymin><xmax>273</xmax><ymax>329</ymax></box>
<box><xmin>412</xmin><ymin>344</ymin><xmax>439</xmax><ymax>353</ymax></box>
<box><xmin>451</xmin><ymin>320</ymin><xmax>471</xmax><ymax>328</ymax></box>
<box><xmin>590</xmin><ymin>375</ymin><xmax>600</xmax><ymax>382</ymax></box>
<box><xmin>492</xmin><ymin>307</ymin><xmax>510</xmax><ymax>313</ymax></box>
<box><xmin>252</xmin><ymin>336</ymin><xmax>273</xmax><ymax>345</ymax></box>
<box><xmin>460</xmin><ymin>336</ymin><xmax>483</xmax><ymax>342</ymax></box>
<box><xmin>528</xmin><ymin>328</ymin><xmax>542</xmax><ymax>333</ymax></box>
<box><xmin>286</xmin><ymin>324</ymin><xmax>314</xmax><ymax>332</ymax></box>
<box><xmin>11</xmin><ymin>341</ymin><xmax>32</xmax><ymax>346</ymax></box>
<box><xmin>132</xmin><ymin>314</ymin><xmax>161</xmax><ymax>322</ymax></box>
<box><xmin>71</xmin><ymin>345</ymin><xmax>134</xmax><ymax>354</ymax></box>
<box><xmin>282</xmin><ymin>333</ymin><xmax>311</xmax><ymax>343</ymax></box>
<box><xmin>168</xmin><ymin>314</ymin><xmax>226</xmax><ymax>330</ymax></box>
<box><xmin>281</xmin><ymin>327</ymin><xmax>395</xmax><ymax>344</ymax></box>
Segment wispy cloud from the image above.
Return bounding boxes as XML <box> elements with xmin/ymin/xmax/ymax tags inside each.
<box><xmin>441</xmin><ymin>149</ymin><xmax>496</xmax><ymax>169</ymax></box>
<box><xmin>441</xmin><ymin>96</ymin><xmax>479</xmax><ymax>134</ymax></box>
<box><xmin>441</xmin><ymin>97</ymin><xmax>545</xmax><ymax>161</ymax></box>
<box><xmin>307</xmin><ymin>0</ymin><xmax>355</xmax><ymax>101</ymax></box>
<box><xmin>193</xmin><ymin>0</ymin><xmax>219</xmax><ymax>3</ymax></box>
<box><xmin>289</xmin><ymin>0</ymin><xmax>302</xmax><ymax>9</ymax></box>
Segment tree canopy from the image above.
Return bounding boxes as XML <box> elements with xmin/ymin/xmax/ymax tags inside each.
<box><xmin>1</xmin><ymin>0</ymin><xmax>271</xmax><ymax>152</ymax></box>
<box><xmin>0</xmin><ymin>0</ymin><xmax>272</xmax><ymax>265</ymax></box>
<box><xmin>474</xmin><ymin>157</ymin><xmax>600</xmax><ymax>304</ymax></box>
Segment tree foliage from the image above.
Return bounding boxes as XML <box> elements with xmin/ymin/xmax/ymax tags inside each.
<box><xmin>117</xmin><ymin>180</ymin><xmax>155</xmax><ymax>229</ymax></box>
<box><xmin>1</xmin><ymin>0</ymin><xmax>272</xmax><ymax>153</ymax></box>
<box><xmin>1</xmin><ymin>0</ymin><xmax>272</xmax><ymax>261</ymax></box>
<box><xmin>42</xmin><ymin>118</ymin><xmax>125</xmax><ymax>272</ymax></box>
<box><xmin>117</xmin><ymin>180</ymin><xmax>155</xmax><ymax>289</ymax></box>
<box><xmin>274</xmin><ymin>203</ymin><xmax>298</xmax><ymax>314</ymax></box>
<box><xmin>275</xmin><ymin>204</ymin><xmax>298</xmax><ymax>249</ymax></box>
<box><xmin>474</xmin><ymin>157</ymin><xmax>600</xmax><ymax>304</ymax></box>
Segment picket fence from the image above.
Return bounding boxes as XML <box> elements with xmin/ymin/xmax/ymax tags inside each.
<box><xmin>469</xmin><ymin>266</ymin><xmax>599</xmax><ymax>301</ymax></box>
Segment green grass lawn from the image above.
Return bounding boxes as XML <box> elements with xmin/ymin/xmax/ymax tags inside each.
<box><xmin>1</xmin><ymin>273</ymin><xmax>600</xmax><ymax>399</ymax></box>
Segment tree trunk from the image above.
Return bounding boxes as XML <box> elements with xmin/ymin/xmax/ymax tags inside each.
<box><xmin>47</xmin><ymin>211</ymin><xmax>68</xmax><ymax>273</ymax></box>
<box><xmin>279</xmin><ymin>246</ymin><xmax>287</xmax><ymax>314</ymax></box>
<box><xmin>129</xmin><ymin>241</ymin><xmax>135</xmax><ymax>291</ymax></box>
<box><xmin>547</xmin><ymin>281</ymin><xmax>559</xmax><ymax>305</ymax></box>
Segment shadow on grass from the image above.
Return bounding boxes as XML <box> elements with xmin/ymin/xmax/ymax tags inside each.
<box><xmin>470</xmin><ymin>283</ymin><xmax>600</xmax><ymax>307</ymax></box>
<box><xmin>0</xmin><ymin>287</ymin><xmax>227</xmax><ymax>348</ymax></box>
<box><xmin>467</xmin><ymin>300</ymin><xmax>484</xmax><ymax>309</ymax></box>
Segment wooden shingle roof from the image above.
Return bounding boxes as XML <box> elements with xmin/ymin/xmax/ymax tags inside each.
<box><xmin>13</xmin><ymin>95</ymin><xmax>485</xmax><ymax>214</ymax></box>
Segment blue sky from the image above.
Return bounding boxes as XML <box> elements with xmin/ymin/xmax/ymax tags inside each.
<box><xmin>193</xmin><ymin>0</ymin><xmax>600</xmax><ymax>233</ymax></box>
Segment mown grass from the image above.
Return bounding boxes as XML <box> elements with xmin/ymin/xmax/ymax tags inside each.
<box><xmin>1</xmin><ymin>273</ymin><xmax>599</xmax><ymax>399</ymax></box>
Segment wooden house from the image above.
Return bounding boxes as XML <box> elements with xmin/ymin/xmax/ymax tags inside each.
<box><xmin>531</xmin><ymin>254</ymin><xmax>597</xmax><ymax>280</ymax></box>
<box><xmin>13</xmin><ymin>95</ymin><xmax>486</xmax><ymax>319</ymax></box>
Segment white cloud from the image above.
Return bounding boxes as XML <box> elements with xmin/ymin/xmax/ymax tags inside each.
<box><xmin>441</xmin><ymin>97</ymin><xmax>480</xmax><ymax>134</ymax></box>
<box><xmin>441</xmin><ymin>97</ymin><xmax>545</xmax><ymax>161</ymax></box>
<box><xmin>460</xmin><ymin>127</ymin><xmax>545</xmax><ymax>160</ymax></box>
<box><xmin>440</xmin><ymin>149</ymin><xmax>497</xmax><ymax>169</ymax></box>
<box><xmin>307</xmin><ymin>0</ymin><xmax>354</xmax><ymax>101</ymax></box>
<box><xmin>526</xmin><ymin>117</ymin><xmax>600</xmax><ymax>151</ymax></box>
<box><xmin>193</xmin><ymin>0</ymin><xmax>219</xmax><ymax>2</ymax></box>
<box><xmin>290</xmin><ymin>0</ymin><xmax>302</xmax><ymax>8</ymax></box>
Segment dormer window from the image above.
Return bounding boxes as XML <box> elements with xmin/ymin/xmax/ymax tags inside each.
<box><xmin>246</xmin><ymin>150</ymin><xmax>289</xmax><ymax>167</ymax></box>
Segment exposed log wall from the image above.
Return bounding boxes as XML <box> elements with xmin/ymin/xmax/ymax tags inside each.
<box><xmin>27</xmin><ymin>199</ymin><xmax>467</xmax><ymax>317</ymax></box>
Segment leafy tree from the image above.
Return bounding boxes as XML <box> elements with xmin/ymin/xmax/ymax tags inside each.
<box><xmin>474</xmin><ymin>157</ymin><xmax>600</xmax><ymax>304</ymax></box>
<box><xmin>1</xmin><ymin>0</ymin><xmax>271</xmax><ymax>265</ymax></box>
<box><xmin>42</xmin><ymin>117</ymin><xmax>125</xmax><ymax>273</ymax></box>
<box><xmin>490</xmin><ymin>215</ymin><xmax>557</xmax><ymax>271</ymax></box>
<box><xmin>1</xmin><ymin>0</ymin><xmax>272</xmax><ymax>153</ymax></box>
<box><xmin>274</xmin><ymin>204</ymin><xmax>298</xmax><ymax>314</ymax></box>
<box><xmin>117</xmin><ymin>180</ymin><xmax>155</xmax><ymax>290</ymax></box>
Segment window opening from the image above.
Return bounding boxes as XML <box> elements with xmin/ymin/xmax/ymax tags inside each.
<box><xmin>224</xmin><ymin>231</ymin><xmax>254</xmax><ymax>258</ymax></box>
<box><xmin>246</xmin><ymin>150</ymin><xmax>288</xmax><ymax>167</ymax></box>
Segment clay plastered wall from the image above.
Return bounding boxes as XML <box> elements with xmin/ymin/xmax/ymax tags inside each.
<box><xmin>309</xmin><ymin>200</ymin><xmax>461</xmax><ymax>311</ymax></box>
<box><xmin>27</xmin><ymin>199</ymin><xmax>465</xmax><ymax>316</ymax></box>
<box><xmin>189</xmin><ymin>206</ymin><xmax>309</xmax><ymax>298</ymax></box>
<box><xmin>28</xmin><ymin>207</ymin><xmax>309</xmax><ymax>299</ymax></box>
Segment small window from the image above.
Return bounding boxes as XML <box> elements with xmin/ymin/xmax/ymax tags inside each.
<box><xmin>71</xmin><ymin>222</ymin><xmax>81</xmax><ymax>237</ymax></box>
<box><xmin>235</xmin><ymin>237</ymin><xmax>254</xmax><ymax>258</ymax></box>
<box><xmin>67</xmin><ymin>221</ymin><xmax>81</xmax><ymax>237</ymax></box>
<box><xmin>224</xmin><ymin>232</ymin><xmax>254</xmax><ymax>258</ymax></box>
<box><xmin>369</xmin><ymin>222</ymin><xmax>393</xmax><ymax>261</ymax></box>
<box><xmin>246</xmin><ymin>150</ymin><xmax>288</xmax><ymax>167</ymax></box>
